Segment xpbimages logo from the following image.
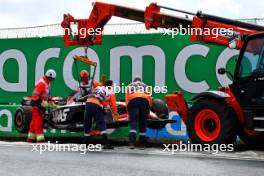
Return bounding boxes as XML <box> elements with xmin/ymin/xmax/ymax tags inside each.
<box><xmin>163</xmin><ymin>25</ymin><xmax>235</xmax><ymax>39</ymax></box>
<box><xmin>105</xmin><ymin>83</ymin><xmax>168</xmax><ymax>96</ymax></box>
<box><xmin>31</xmin><ymin>141</ymin><xmax>102</xmax><ymax>154</ymax></box>
<box><xmin>63</xmin><ymin>25</ymin><xmax>102</xmax><ymax>39</ymax></box>
<box><xmin>163</xmin><ymin>141</ymin><xmax>234</xmax><ymax>154</ymax></box>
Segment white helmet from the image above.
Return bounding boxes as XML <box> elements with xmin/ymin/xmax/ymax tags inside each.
<box><xmin>45</xmin><ymin>69</ymin><xmax>56</xmax><ymax>80</ymax></box>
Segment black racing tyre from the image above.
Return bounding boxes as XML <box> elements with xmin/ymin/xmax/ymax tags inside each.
<box><xmin>14</xmin><ymin>106</ymin><xmax>32</xmax><ymax>133</ymax></box>
<box><xmin>238</xmin><ymin>128</ymin><xmax>264</xmax><ymax>147</ymax></box>
<box><xmin>187</xmin><ymin>98</ymin><xmax>236</xmax><ymax>145</ymax></box>
<box><xmin>151</xmin><ymin>99</ymin><xmax>169</xmax><ymax>119</ymax></box>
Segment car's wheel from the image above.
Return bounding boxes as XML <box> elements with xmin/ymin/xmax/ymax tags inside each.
<box><xmin>14</xmin><ymin>106</ymin><xmax>32</xmax><ymax>133</ymax></box>
<box><xmin>151</xmin><ymin>99</ymin><xmax>169</xmax><ymax>119</ymax></box>
<box><xmin>187</xmin><ymin>98</ymin><xmax>236</xmax><ymax>145</ymax></box>
<box><xmin>238</xmin><ymin>127</ymin><xmax>264</xmax><ymax>147</ymax></box>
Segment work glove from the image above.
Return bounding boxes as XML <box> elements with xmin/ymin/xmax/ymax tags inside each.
<box><xmin>41</xmin><ymin>101</ymin><xmax>49</xmax><ymax>108</ymax></box>
<box><xmin>49</xmin><ymin>102</ymin><xmax>57</xmax><ymax>109</ymax></box>
<box><xmin>113</xmin><ymin>112</ymin><xmax>120</xmax><ymax>121</ymax></box>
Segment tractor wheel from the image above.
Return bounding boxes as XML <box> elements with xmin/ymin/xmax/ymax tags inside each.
<box><xmin>238</xmin><ymin>128</ymin><xmax>264</xmax><ymax>147</ymax></box>
<box><xmin>151</xmin><ymin>99</ymin><xmax>169</xmax><ymax>119</ymax></box>
<box><xmin>14</xmin><ymin>106</ymin><xmax>32</xmax><ymax>133</ymax></box>
<box><xmin>187</xmin><ymin>99</ymin><xmax>236</xmax><ymax>145</ymax></box>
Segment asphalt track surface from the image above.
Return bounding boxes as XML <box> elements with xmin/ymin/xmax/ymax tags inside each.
<box><xmin>0</xmin><ymin>141</ymin><xmax>263</xmax><ymax>176</ymax></box>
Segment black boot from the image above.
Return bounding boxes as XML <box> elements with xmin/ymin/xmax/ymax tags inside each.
<box><xmin>83</xmin><ymin>136</ymin><xmax>90</xmax><ymax>145</ymax></box>
<box><xmin>129</xmin><ymin>132</ymin><xmax>137</xmax><ymax>149</ymax></box>
<box><xmin>101</xmin><ymin>134</ymin><xmax>114</xmax><ymax>150</ymax></box>
<box><xmin>138</xmin><ymin>135</ymin><xmax>147</xmax><ymax>149</ymax></box>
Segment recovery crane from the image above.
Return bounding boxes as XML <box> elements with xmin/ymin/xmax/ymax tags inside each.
<box><xmin>61</xmin><ymin>1</ymin><xmax>264</xmax><ymax>146</ymax></box>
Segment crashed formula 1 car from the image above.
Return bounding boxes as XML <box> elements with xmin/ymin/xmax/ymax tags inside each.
<box><xmin>14</xmin><ymin>54</ymin><xmax>175</xmax><ymax>135</ymax></box>
<box><xmin>14</xmin><ymin>91</ymin><xmax>175</xmax><ymax>134</ymax></box>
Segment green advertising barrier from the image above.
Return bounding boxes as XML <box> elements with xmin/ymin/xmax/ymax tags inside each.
<box><xmin>0</xmin><ymin>34</ymin><xmax>238</xmax><ymax>103</ymax></box>
<box><xmin>0</xmin><ymin>33</ymin><xmax>239</xmax><ymax>138</ymax></box>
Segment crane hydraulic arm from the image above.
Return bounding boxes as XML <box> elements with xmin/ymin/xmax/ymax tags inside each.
<box><xmin>61</xmin><ymin>2</ymin><xmax>191</xmax><ymax>46</ymax></box>
<box><xmin>61</xmin><ymin>1</ymin><xmax>264</xmax><ymax>49</ymax></box>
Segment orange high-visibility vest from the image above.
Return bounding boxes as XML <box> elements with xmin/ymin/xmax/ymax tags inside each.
<box><xmin>86</xmin><ymin>86</ymin><xmax>109</xmax><ymax>108</ymax></box>
<box><xmin>32</xmin><ymin>76</ymin><xmax>51</xmax><ymax>101</ymax></box>
<box><xmin>104</xmin><ymin>90</ymin><xmax>118</xmax><ymax>114</ymax></box>
<box><xmin>125</xmin><ymin>81</ymin><xmax>152</xmax><ymax>106</ymax></box>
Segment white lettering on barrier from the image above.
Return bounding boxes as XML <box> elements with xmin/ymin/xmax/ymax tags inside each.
<box><xmin>0</xmin><ymin>45</ymin><xmax>236</xmax><ymax>93</ymax></box>
<box><xmin>0</xmin><ymin>49</ymin><xmax>27</xmax><ymax>92</ymax></box>
<box><xmin>35</xmin><ymin>48</ymin><xmax>61</xmax><ymax>84</ymax></box>
<box><xmin>0</xmin><ymin>109</ymin><xmax>12</xmax><ymax>132</ymax></box>
<box><xmin>166</xmin><ymin>111</ymin><xmax>187</xmax><ymax>136</ymax></box>
<box><xmin>174</xmin><ymin>44</ymin><xmax>210</xmax><ymax>93</ymax></box>
<box><xmin>110</xmin><ymin>45</ymin><xmax>166</xmax><ymax>87</ymax></box>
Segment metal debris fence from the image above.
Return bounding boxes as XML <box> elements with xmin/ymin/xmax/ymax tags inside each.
<box><xmin>0</xmin><ymin>18</ymin><xmax>263</xmax><ymax>39</ymax></box>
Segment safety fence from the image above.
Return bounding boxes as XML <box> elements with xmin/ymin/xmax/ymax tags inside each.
<box><xmin>0</xmin><ymin>23</ymin><xmax>163</xmax><ymax>39</ymax></box>
<box><xmin>0</xmin><ymin>18</ymin><xmax>263</xmax><ymax>39</ymax></box>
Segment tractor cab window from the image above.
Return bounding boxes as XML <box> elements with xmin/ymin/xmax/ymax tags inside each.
<box><xmin>238</xmin><ymin>37</ymin><xmax>264</xmax><ymax>78</ymax></box>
